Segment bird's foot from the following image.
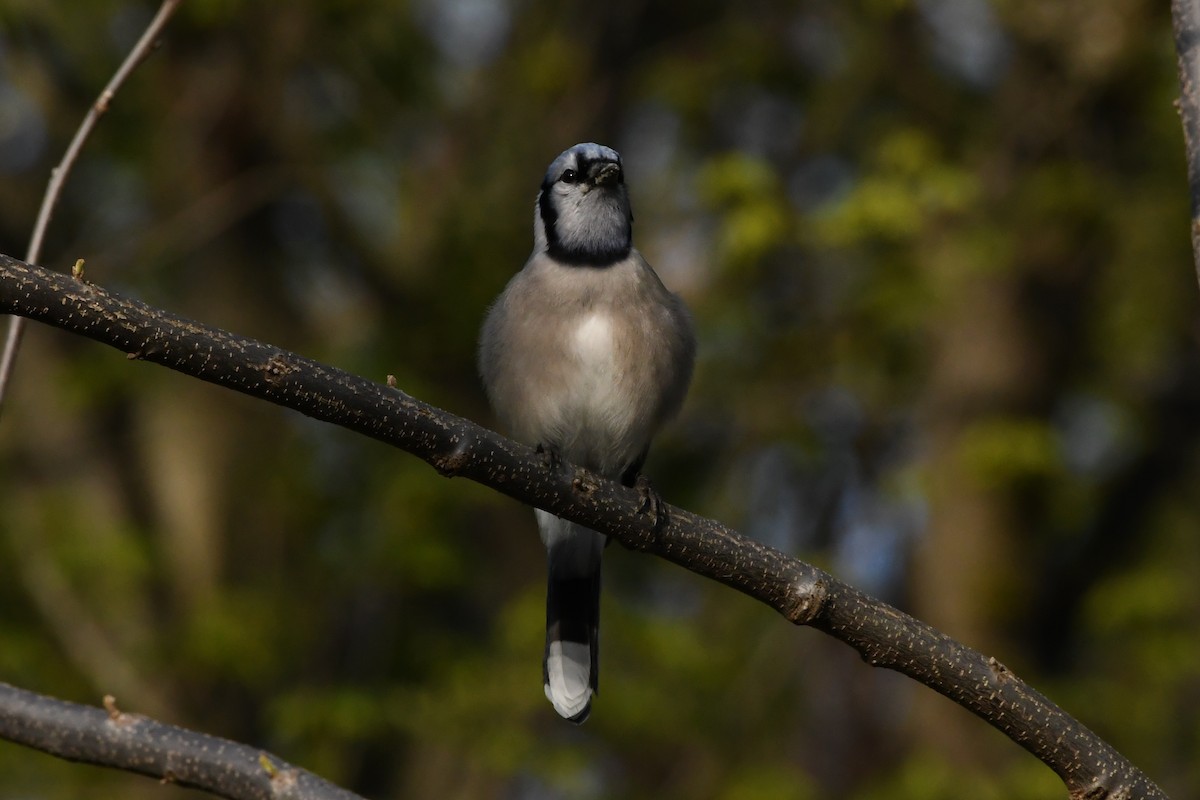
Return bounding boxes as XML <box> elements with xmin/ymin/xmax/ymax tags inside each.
<box><xmin>633</xmin><ymin>473</ymin><xmax>668</xmax><ymax>532</ymax></box>
<box><xmin>536</xmin><ymin>443</ymin><xmax>562</xmax><ymax>472</ymax></box>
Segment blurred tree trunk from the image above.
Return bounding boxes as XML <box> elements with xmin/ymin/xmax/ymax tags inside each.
<box><xmin>910</xmin><ymin>271</ymin><xmax>1043</xmax><ymax>763</ymax></box>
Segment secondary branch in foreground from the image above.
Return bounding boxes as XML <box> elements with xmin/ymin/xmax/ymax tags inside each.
<box><xmin>0</xmin><ymin>252</ymin><xmax>1167</xmax><ymax>800</ymax></box>
<box><xmin>0</xmin><ymin>682</ymin><xmax>363</xmax><ymax>800</ymax></box>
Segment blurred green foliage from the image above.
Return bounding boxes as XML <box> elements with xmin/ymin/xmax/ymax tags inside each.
<box><xmin>0</xmin><ymin>0</ymin><xmax>1197</xmax><ymax>797</ymax></box>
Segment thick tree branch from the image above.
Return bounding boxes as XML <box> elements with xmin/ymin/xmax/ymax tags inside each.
<box><xmin>0</xmin><ymin>252</ymin><xmax>1167</xmax><ymax>800</ymax></box>
<box><xmin>0</xmin><ymin>682</ymin><xmax>364</xmax><ymax>800</ymax></box>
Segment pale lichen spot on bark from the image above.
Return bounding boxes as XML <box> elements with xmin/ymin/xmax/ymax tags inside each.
<box><xmin>431</xmin><ymin>435</ymin><xmax>473</xmax><ymax>477</ymax></box>
<box><xmin>784</xmin><ymin>575</ymin><xmax>826</xmax><ymax>625</ymax></box>
<box><xmin>262</xmin><ymin>353</ymin><xmax>298</xmax><ymax>385</ymax></box>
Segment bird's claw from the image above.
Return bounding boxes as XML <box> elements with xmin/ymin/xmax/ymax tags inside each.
<box><xmin>536</xmin><ymin>443</ymin><xmax>562</xmax><ymax>472</ymax></box>
<box><xmin>633</xmin><ymin>473</ymin><xmax>668</xmax><ymax>532</ymax></box>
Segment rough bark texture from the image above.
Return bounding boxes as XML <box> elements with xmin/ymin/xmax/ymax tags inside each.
<box><xmin>0</xmin><ymin>252</ymin><xmax>1168</xmax><ymax>799</ymax></box>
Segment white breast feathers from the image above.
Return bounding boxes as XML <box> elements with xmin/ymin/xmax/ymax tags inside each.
<box><xmin>561</xmin><ymin>312</ymin><xmax>634</xmax><ymax>456</ymax></box>
<box><xmin>572</xmin><ymin>313</ymin><xmax>614</xmax><ymax>367</ymax></box>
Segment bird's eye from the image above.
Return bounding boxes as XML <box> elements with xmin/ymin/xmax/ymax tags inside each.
<box><xmin>560</xmin><ymin>169</ymin><xmax>579</xmax><ymax>184</ymax></box>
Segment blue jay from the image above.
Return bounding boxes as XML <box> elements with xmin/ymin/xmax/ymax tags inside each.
<box><xmin>479</xmin><ymin>143</ymin><xmax>695</xmax><ymax>722</ymax></box>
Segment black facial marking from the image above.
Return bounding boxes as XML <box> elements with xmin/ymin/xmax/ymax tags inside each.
<box><xmin>559</xmin><ymin>156</ymin><xmax>622</xmax><ymax>186</ymax></box>
<box><xmin>538</xmin><ymin>186</ymin><xmax>559</xmax><ymax>246</ymax></box>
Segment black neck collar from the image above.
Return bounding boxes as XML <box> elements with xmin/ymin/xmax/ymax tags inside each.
<box><xmin>539</xmin><ymin>190</ymin><xmax>630</xmax><ymax>267</ymax></box>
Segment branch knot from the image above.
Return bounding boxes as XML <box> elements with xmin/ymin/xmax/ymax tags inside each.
<box><xmin>783</xmin><ymin>575</ymin><xmax>827</xmax><ymax>625</ymax></box>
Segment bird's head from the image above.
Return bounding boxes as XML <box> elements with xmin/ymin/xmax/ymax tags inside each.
<box><xmin>534</xmin><ymin>142</ymin><xmax>633</xmax><ymax>267</ymax></box>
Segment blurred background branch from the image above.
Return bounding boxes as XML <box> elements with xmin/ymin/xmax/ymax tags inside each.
<box><xmin>1173</xmin><ymin>0</ymin><xmax>1200</xmax><ymax>290</ymax></box>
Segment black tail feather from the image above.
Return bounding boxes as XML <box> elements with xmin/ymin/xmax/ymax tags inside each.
<box><xmin>543</xmin><ymin>569</ymin><xmax>601</xmax><ymax>723</ymax></box>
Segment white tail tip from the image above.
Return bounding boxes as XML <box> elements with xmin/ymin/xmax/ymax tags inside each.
<box><xmin>544</xmin><ymin>640</ymin><xmax>594</xmax><ymax>722</ymax></box>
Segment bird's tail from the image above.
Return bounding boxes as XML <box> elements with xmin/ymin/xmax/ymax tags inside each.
<box><xmin>536</xmin><ymin>510</ymin><xmax>603</xmax><ymax>723</ymax></box>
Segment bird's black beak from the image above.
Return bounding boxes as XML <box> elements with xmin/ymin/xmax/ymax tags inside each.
<box><xmin>590</xmin><ymin>162</ymin><xmax>621</xmax><ymax>187</ymax></box>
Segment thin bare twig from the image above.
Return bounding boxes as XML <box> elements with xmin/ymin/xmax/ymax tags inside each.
<box><xmin>0</xmin><ymin>0</ymin><xmax>184</xmax><ymax>418</ymax></box>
